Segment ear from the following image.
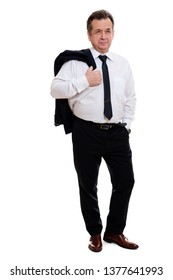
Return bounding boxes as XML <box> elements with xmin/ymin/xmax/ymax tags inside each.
<box><xmin>112</xmin><ymin>29</ymin><xmax>115</xmax><ymax>39</ymax></box>
<box><xmin>87</xmin><ymin>31</ymin><xmax>91</xmax><ymax>42</ymax></box>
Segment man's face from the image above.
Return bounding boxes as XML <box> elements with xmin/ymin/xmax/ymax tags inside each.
<box><xmin>87</xmin><ymin>18</ymin><xmax>114</xmax><ymax>54</ymax></box>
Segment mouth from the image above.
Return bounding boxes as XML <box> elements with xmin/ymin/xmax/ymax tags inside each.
<box><xmin>99</xmin><ymin>41</ymin><xmax>108</xmax><ymax>45</ymax></box>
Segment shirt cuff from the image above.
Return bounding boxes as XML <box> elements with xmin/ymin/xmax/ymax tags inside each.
<box><xmin>122</xmin><ymin>119</ymin><xmax>131</xmax><ymax>130</ymax></box>
<box><xmin>75</xmin><ymin>75</ymin><xmax>89</xmax><ymax>92</ymax></box>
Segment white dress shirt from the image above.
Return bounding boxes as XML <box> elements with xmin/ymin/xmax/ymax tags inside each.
<box><xmin>50</xmin><ymin>48</ymin><xmax>136</xmax><ymax>129</ymax></box>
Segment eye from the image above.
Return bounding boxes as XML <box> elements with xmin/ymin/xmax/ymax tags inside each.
<box><xmin>106</xmin><ymin>29</ymin><xmax>111</xmax><ymax>34</ymax></box>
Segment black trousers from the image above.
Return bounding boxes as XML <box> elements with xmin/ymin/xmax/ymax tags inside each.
<box><xmin>72</xmin><ymin>117</ymin><xmax>135</xmax><ymax>236</ymax></box>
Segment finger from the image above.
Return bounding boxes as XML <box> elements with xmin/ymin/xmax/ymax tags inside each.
<box><xmin>88</xmin><ymin>66</ymin><xmax>93</xmax><ymax>72</ymax></box>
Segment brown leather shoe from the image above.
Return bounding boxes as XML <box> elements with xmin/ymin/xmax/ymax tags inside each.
<box><xmin>88</xmin><ymin>234</ymin><xmax>102</xmax><ymax>252</ymax></box>
<box><xmin>103</xmin><ymin>232</ymin><xmax>139</xmax><ymax>249</ymax></box>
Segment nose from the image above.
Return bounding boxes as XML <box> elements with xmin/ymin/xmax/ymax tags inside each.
<box><xmin>100</xmin><ymin>31</ymin><xmax>106</xmax><ymax>39</ymax></box>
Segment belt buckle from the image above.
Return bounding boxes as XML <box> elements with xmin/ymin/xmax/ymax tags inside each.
<box><xmin>100</xmin><ymin>124</ymin><xmax>110</xmax><ymax>130</ymax></box>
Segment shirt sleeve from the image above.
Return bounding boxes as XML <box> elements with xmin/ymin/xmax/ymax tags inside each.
<box><xmin>122</xmin><ymin>63</ymin><xmax>136</xmax><ymax>129</ymax></box>
<box><xmin>50</xmin><ymin>60</ymin><xmax>89</xmax><ymax>99</ymax></box>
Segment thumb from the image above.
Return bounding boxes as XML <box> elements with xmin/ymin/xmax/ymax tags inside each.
<box><xmin>88</xmin><ymin>66</ymin><xmax>93</xmax><ymax>72</ymax></box>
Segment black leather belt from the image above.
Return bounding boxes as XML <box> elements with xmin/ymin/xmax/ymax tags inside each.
<box><xmin>84</xmin><ymin>120</ymin><xmax>125</xmax><ymax>130</ymax></box>
<box><xmin>75</xmin><ymin>116</ymin><xmax>126</xmax><ymax>130</ymax></box>
<box><xmin>91</xmin><ymin>123</ymin><xmax>117</xmax><ymax>130</ymax></box>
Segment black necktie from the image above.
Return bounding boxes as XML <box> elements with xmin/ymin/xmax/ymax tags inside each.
<box><xmin>99</xmin><ymin>55</ymin><xmax>113</xmax><ymax>120</ymax></box>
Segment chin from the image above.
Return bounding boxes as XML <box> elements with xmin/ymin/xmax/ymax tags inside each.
<box><xmin>98</xmin><ymin>45</ymin><xmax>109</xmax><ymax>52</ymax></box>
<box><xmin>99</xmin><ymin>49</ymin><xmax>108</xmax><ymax>54</ymax></box>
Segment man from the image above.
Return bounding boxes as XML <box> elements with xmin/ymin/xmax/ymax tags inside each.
<box><xmin>51</xmin><ymin>10</ymin><xmax>138</xmax><ymax>252</ymax></box>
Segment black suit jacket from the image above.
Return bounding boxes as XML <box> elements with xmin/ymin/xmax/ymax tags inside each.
<box><xmin>53</xmin><ymin>49</ymin><xmax>96</xmax><ymax>134</ymax></box>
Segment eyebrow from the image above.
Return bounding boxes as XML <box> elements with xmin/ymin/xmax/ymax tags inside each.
<box><xmin>95</xmin><ymin>27</ymin><xmax>112</xmax><ymax>31</ymax></box>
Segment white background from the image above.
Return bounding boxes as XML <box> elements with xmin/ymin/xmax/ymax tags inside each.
<box><xmin>0</xmin><ymin>0</ymin><xmax>173</xmax><ymax>279</ymax></box>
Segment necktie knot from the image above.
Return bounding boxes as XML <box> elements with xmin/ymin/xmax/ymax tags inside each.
<box><xmin>99</xmin><ymin>55</ymin><xmax>107</xmax><ymax>63</ymax></box>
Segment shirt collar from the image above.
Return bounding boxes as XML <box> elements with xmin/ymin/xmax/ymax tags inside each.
<box><xmin>90</xmin><ymin>47</ymin><xmax>114</xmax><ymax>61</ymax></box>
